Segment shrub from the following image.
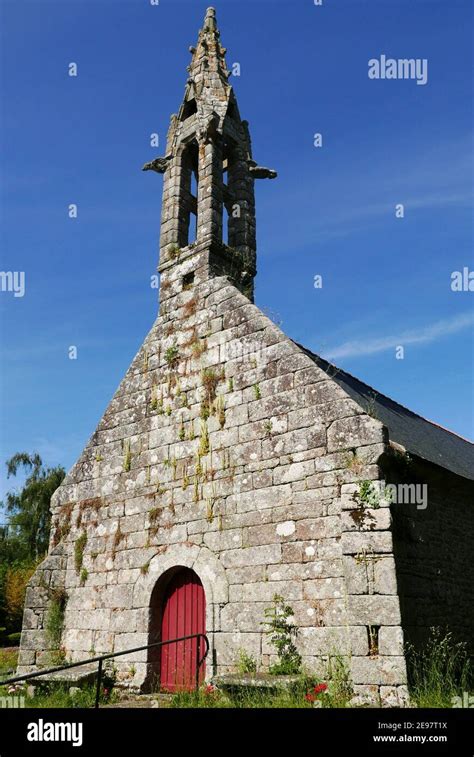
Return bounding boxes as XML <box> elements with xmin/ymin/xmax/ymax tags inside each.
<box><xmin>262</xmin><ymin>594</ymin><xmax>302</xmax><ymax>675</ymax></box>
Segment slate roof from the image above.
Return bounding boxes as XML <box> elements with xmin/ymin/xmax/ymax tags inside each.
<box><xmin>297</xmin><ymin>344</ymin><xmax>474</xmax><ymax>482</ymax></box>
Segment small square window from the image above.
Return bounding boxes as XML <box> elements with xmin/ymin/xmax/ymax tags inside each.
<box><xmin>182</xmin><ymin>272</ymin><xmax>195</xmax><ymax>291</ymax></box>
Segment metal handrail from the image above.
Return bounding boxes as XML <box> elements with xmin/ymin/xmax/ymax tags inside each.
<box><xmin>0</xmin><ymin>632</ymin><xmax>209</xmax><ymax>708</ymax></box>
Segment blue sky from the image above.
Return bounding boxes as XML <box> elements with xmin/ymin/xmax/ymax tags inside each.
<box><xmin>0</xmin><ymin>0</ymin><xmax>473</xmax><ymax>503</ymax></box>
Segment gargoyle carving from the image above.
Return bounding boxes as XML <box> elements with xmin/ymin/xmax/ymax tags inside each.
<box><xmin>248</xmin><ymin>160</ymin><xmax>277</xmax><ymax>179</ymax></box>
<box><xmin>142</xmin><ymin>156</ymin><xmax>171</xmax><ymax>174</ymax></box>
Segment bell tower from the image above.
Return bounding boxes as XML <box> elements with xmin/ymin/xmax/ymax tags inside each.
<box><xmin>143</xmin><ymin>7</ymin><xmax>276</xmax><ymax>305</ymax></box>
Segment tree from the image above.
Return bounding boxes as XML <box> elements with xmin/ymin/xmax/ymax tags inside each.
<box><xmin>4</xmin><ymin>563</ymin><xmax>38</xmax><ymax>629</ymax></box>
<box><xmin>2</xmin><ymin>453</ymin><xmax>65</xmax><ymax>559</ymax></box>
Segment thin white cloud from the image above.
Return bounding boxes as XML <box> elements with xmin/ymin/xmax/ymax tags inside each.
<box><xmin>323</xmin><ymin>311</ymin><xmax>474</xmax><ymax>360</ymax></box>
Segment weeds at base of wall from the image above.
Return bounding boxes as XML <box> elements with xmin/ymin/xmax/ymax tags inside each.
<box><xmin>406</xmin><ymin>628</ymin><xmax>473</xmax><ymax>708</ymax></box>
<box><xmin>0</xmin><ymin>683</ymin><xmax>116</xmax><ymax>709</ymax></box>
<box><xmin>236</xmin><ymin>648</ymin><xmax>257</xmax><ymax>674</ymax></box>
<box><xmin>169</xmin><ymin>672</ymin><xmax>350</xmax><ymax>709</ymax></box>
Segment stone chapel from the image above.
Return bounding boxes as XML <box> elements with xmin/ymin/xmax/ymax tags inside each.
<box><xmin>18</xmin><ymin>8</ymin><xmax>474</xmax><ymax>706</ymax></box>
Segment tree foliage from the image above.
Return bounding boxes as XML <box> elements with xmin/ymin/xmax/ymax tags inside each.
<box><xmin>4</xmin><ymin>562</ymin><xmax>38</xmax><ymax>629</ymax></box>
<box><xmin>0</xmin><ymin>452</ymin><xmax>65</xmax><ymax>635</ymax></box>
<box><xmin>2</xmin><ymin>452</ymin><xmax>65</xmax><ymax>559</ymax></box>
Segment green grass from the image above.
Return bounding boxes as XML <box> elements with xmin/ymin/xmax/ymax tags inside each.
<box><xmin>0</xmin><ymin>647</ymin><xmax>18</xmax><ymax>676</ymax></box>
<box><xmin>169</xmin><ymin>674</ymin><xmax>352</xmax><ymax>709</ymax></box>
<box><xmin>169</xmin><ymin>688</ymin><xmax>314</xmax><ymax>709</ymax></box>
<box><xmin>406</xmin><ymin>628</ymin><xmax>473</xmax><ymax>708</ymax></box>
<box><xmin>0</xmin><ymin>682</ymin><xmax>116</xmax><ymax>708</ymax></box>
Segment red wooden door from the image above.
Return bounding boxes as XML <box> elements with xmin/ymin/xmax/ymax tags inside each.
<box><xmin>160</xmin><ymin>568</ymin><xmax>206</xmax><ymax>691</ymax></box>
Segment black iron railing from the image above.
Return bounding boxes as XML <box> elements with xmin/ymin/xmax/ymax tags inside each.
<box><xmin>0</xmin><ymin>633</ymin><xmax>209</xmax><ymax>708</ymax></box>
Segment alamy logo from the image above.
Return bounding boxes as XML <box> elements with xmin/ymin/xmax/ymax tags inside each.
<box><xmin>368</xmin><ymin>55</ymin><xmax>428</xmax><ymax>85</ymax></box>
<box><xmin>384</xmin><ymin>482</ymin><xmax>428</xmax><ymax>510</ymax></box>
<box><xmin>451</xmin><ymin>267</ymin><xmax>474</xmax><ymax>292</ymax></box>
<box><xmin>451</xmin><ymin>692</ymin><xmax>474</xmax><ymax>708</ymax></box>
<box><xmin>0</xmin><ymin>694</ymin><xmax>25</xmax><ymax>708</ymax></box>
<box><xmin>27</xmin><ymin>719</ymin><xmax>83</xmax><ymax>748</ymax></box>
<box><xmin>0</xmin><ymin>270</ymin><xmax>25</xmax><ymax>297</ymax></box>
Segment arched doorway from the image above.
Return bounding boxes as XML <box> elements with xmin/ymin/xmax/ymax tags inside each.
<box><xmin>159</xmin><ymin>567</ymin><xmax>206</xmax><ymax>691</ymax></box>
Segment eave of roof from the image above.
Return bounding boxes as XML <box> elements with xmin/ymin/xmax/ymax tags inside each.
<box><xmin>296</xmin><ymin>343</ymin><xmax>474</xmax><ymax>482</ymax></box>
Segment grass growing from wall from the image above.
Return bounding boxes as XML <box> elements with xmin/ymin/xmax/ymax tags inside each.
<box><xmin>45</xmin><ymin>587</ymin><xmax>68</xmax><ymax>660</ymax></box>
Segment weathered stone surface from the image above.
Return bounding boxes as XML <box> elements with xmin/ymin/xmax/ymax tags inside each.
<box><xmin>276</xmin><ymin>626</ymin><xmax>368</xmax><ymax>657</ymax></box>
<box><xmin>351</xmin><ymin>656</ymin><xmax>407</xmax><ymax>686</ymax></box>
<box><xmin>221</xmin><ymin>544</ymin><xmax>281</xmax><ymax>569</ymax></box>
<box><xmin>378</xmin><ymin>626</ymin><xmax>405</xmax><ymax>656</ymax></box>
<box><xmin>348</xmin><ymin>596</ymin><xmax>402</xmax><ymax>625</ymax></box>
<box><xmin>34</xmin><ymin>664</ymin><xmax>98</xmax><ymax>686</ymax></box>
<box><xmin>230</xmin><ymin>580</ymin><xmax>302</xmax><ymax>602</ymax></box>
<box><xmin>341</xmin><ymin>532</ymin><xmax>394</xmax><ymax>555</ymax></box>
<box><xmin>327</xmin><ymin>415</ymin><xmax>384</xmax><ymax>453</ymax></box>
<box><xmin>374</xmin><ymin>557</ymin><xmax>399</xmax><ymax>595</ymax></box>
<box><xmin>214</xmin><ymin>633</ymin><xmax>261</xmax><ymax>666</ymax></box>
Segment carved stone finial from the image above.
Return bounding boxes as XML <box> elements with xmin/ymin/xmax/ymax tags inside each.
<box><xmin>204</xmin><ymin>7</ymin><xmax>216</xmax><ymax>31</ymax></box>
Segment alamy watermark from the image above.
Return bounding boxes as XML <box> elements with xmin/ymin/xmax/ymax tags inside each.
<box><xmin>361</xmin><ymin>480</ymin><xmax>428</xmax><ymax>510</ymax></box>
<box><xmin>205</xmin><ymin>334</ymin><xmax>266</xmax><ymax>366</ymax></box>
<box><xmin>0</xmin><ymin>271</ymin><xmax>25</xmax><ymax>297</ymax></box>
<box><xmin>451</xmin><ymin>692</ymin><xmax>474</xmax><ymax>708</ymax></box>
<box><xmin>0</xmin><ymin>693</ymin><xmax>25</xmax><ymax>708</ymax></box>
<box><xmin>384</xmin><ymin>482</ymin><xmax>428</xmax><ymax>510</ymax></box>
<box><xmin>451</xmin><ymin>267</ymin><xmax>473</xmax><ymax>292</ymax></box>
<box><xmin>368</xmin><ymin>55</ymin><xmax>428</xmax><ymax>86</ymax></box>
<box><xmin>27</xmin><ymin>719</ymin><xmax>83</xmax><ymax>748</ymax></box>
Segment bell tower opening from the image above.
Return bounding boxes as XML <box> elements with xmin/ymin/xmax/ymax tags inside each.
<box><xmin>142</xmin><ymin>6</ymin><xmax>277</xmax><ymax>303</ymax></box>
<box><xmin>181</xmin><ymin>140</ymin><xmax>199</xmax><ymax>247</ymax></box>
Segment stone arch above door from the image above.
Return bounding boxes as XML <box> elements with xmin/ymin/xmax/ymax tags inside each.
<box><xmin>133</xmin><ymin>542</ymin><xmax>228</xmax><ymax>613</ymax></box>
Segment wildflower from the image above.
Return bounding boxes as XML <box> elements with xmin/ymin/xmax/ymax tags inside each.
<box><xmin>305</xmin><ymin>692</ymin><xmax>315</xmax><ymax>702</ymax></box>
<box><xmin>204</xmin><ymin>684</ymin><xmax>216</xmax><ymax>696</ymax></box>
<box><xmin>314</xmin><ymin>682</ymin><xmax>328</xmax><ymax>695</ymax></box>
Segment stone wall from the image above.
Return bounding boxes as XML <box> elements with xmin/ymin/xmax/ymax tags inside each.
<box><xmin>18</xmin><ymin>262</ymin><xmax>408</xmax><ymax>705</ymax></box>
<box><xmin>388</xmin><ymin>455</ymin><xmax>474</xmax><ymax>657</ymax></box>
